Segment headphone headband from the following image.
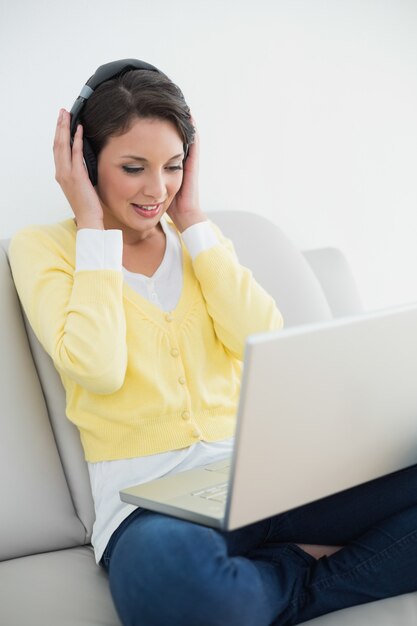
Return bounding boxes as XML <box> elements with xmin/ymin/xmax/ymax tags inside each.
<box><xmin>70</xmin><ymin>59</ymin><xmax>161</xmax><ymax>137</ymax></box>
<box><xmin>85</xmin><ymin>59</ymin><xmax>160</xmax><ymax>91</ymax></box>
<box><xmin>69</xmin><ymin>58</ymin><xmax>189</xmax><ymax>186</ymax></box>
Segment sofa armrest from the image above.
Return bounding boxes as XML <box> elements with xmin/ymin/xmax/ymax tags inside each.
<box><xmin>302</xmin><ymin>247</ymin><xmax>364</xmax><ymax>318</ymax></box>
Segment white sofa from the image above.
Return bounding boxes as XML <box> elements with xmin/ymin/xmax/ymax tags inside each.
<box><xmin>1</xmin><ymin>209</ymin><xmax>416</xmax><ymax>626</ymax></box>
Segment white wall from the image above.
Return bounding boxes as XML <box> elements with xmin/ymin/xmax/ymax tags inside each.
<box><xmin>1</xmin><ymin>0</ymin><xmax>417</xmax><ymax>310</ymax></box>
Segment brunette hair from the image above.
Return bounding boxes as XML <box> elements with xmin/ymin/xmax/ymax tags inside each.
<box><xmin>80</xmin><ymin>69</ymin><xmax>194</xmax><ymax>156</ymax></box>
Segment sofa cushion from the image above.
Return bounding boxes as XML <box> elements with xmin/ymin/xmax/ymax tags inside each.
<box><xmin>0</xmin><ymin>546</ymin><xmax>120</xmax><ymax>626</ymax></box>
<box><xmin>303</xmin><ymin>592</ymin><xmax>417</xmax><ymax>625</ymax></box>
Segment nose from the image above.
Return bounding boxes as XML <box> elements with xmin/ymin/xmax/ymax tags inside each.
<box><xmin>142</xmin><ymin>170</ymin><xmax>167</xmax><ymax>202</ymax></box>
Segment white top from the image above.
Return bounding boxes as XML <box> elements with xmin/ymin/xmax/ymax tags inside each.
<box><xmin>76</xmin><ymin>216</ymin><xmax>234</xmax><ymax>563</ymax></box>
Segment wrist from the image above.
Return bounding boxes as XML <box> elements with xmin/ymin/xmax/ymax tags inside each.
<box><xmin>174</xmin><ymin>210</ymin><xmax>207</xmax><ymax>233</ymax></box>
<box><xmin>75</xmin><ymin>217</ymin><xmax>105</xmax><ymax>231</ymax></box>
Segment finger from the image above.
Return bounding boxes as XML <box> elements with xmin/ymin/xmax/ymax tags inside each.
<box><xmin>53</xmin><ymin>109</ymin><xmax>72</xmax><ymax>176</ymax></box>
<box><xmin>53</xmin><ymin>109</ymin><xmax>65</xmax><ymax>152</ymax></box>
<box><xmin>53</xmin><ymin>110</ymin><xmax>72</xmax><ymax>155</ymax></box>
<box><xmin>71</xmin><ymin>124</ymin><xmax>88</xmax><ymax>176</ymax></box>
<box><xmin>71</xmin><ymin>123</ymin><xmax>83</xmax><ymax>155</ymax></box>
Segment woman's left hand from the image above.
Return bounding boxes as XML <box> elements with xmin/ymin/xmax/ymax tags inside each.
<box><xmin>167</xmin><ymin>117</ymin><xmax>207</xmax><ymax>232</ymax></box>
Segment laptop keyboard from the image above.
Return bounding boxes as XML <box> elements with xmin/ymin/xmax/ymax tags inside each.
<box><xmin>191</xmin><ymin>482</ymin><xmax>229</xmax><ymax>503</ymax></box>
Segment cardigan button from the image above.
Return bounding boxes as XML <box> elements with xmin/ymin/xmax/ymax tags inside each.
<box><xmin>170</xmin><ymin>348</ymin><xmax>179</xmax><ymax>357</ymax></box>
<box><xmin>192</xmin><ymin>429</ymin><xmax>202</xmax><ymax>439</ymax></box>
<box><xmin>178</xmin><ymin>376</ymin><xmax>186</xmax><ymax>385</ymax></box>
<box><xmin>182</xmin><ymin>411</ymin><xmax>190</xmax><ymax>421</ymax></box>
<box><xmin>165</xmin><ymin>313</ymin><xmax>174</xmax><ymax>322</ymax></box>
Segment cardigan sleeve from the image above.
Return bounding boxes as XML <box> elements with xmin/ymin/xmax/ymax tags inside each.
<box><xmin>9</xmin><ymin>226</ymin><xmax>128</xmax><ymax>395</ymax></box>
<box><xmin>190</xmin><ymin>221</ymin><xmax>284</xmax><ymax>360</ymax></box>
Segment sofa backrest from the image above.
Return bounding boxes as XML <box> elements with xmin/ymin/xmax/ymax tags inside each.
<box><xmin>209</xmin><ymin>211</ymin><xmax>362</xmax><ymax>321</ymax></box>
<box><xmin>209</xmin><ymin>211</ymin><xmax>333</xmax><ymax>325</ymax></box>
<box><xmin>0</xmin><ymin>210</ymin><xmax>362</xmax><ymax>560</ymax></box>
<box><xmin>0</xmin><ymin>243</ymin><xmax>89</xmax><ymax>560</ymax></box>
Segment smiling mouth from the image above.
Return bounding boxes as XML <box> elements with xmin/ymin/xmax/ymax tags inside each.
<box><xmin>131</xmin><ymin>203</ymin><xmax>162</xmax><ymax>217</ymax></box>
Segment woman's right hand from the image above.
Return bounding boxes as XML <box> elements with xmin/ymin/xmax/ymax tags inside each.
<box><xmin>53</xmin><ymin>109</ymin><xmax>104</xmax><ymax>230</ymax></box>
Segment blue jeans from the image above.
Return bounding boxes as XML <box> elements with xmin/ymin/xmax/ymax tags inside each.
<box><xmin>102</xmin><ymin>464</ymin><xmax>417</xmax><ymax>625</ymax></box>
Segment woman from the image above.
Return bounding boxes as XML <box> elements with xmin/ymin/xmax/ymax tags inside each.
<box><xmin>9</xmin><ymin>60</ymin><xmax>417</xmax><ymax>626</ymax></box>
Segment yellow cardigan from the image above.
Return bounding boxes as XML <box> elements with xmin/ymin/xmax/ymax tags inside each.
<box><xmin>9</xmin><ymin>217</ymin><xmax>283</xmax><ymax>462</ymax></box>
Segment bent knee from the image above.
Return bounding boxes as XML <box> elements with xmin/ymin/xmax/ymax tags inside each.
<box><xmin>107</xmin><ymin>514</ymin><xmax>265</xmax><ymax>625</ymax></box>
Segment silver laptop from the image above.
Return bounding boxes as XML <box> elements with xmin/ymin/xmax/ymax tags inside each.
<box><xmin>120</xmin><ymin>303</ymin><xmax>417</xmax><ymax>530</ymax></box>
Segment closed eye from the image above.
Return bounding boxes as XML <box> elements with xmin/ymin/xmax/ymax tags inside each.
<box><xmin>122</xmin><ymin>166</ymin><xmax>144</xmax><ymax>174</ymax></box>
<box><xmin>122</xmin><ymin>165</ymin><xmax>183</xmax><ymax>174</ymax></box>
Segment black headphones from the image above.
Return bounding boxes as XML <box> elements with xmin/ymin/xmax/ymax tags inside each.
<box><xmin>69</xmin><ymin>59</ymin><xmax>189</xmax><ymax>186</ymax></box>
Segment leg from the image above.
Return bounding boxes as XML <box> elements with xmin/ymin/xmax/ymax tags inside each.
<box><xmin>295</xmin><ymin>544</ymin><xmax>342</xmax><ymax>558</ymax></box>
<box><xmin>290</xmin><ymin>501</ymin><xmax>417</xmax><ymax>625</ymax></box>
<box><xmin>104</xmin><ymin>511</ymin><xmax>313</xmax><ymax>626</ymax></box>
<box><xmin>269</xmin><ymin>463</ymin><xmax>417</xmax><ymax>545</ymax></box>
<box><xmin>227</xmin><ymin>464</ymin><xmax>417</xmax><ymax>562</ymax></box>
<box><xmin>260</xmin><ymin>464</ymin><xmax>417</xmax><ymax>624</ymax></box>
<box><xmin>102</xmin><ymin>465</ymin><xmax>417</xmax><ymax>625</ymax></box>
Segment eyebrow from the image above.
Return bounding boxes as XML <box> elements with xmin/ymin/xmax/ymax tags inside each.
<box><xmin>120</xmin><ymin>153</ymin><xmax>184</xmax><ymax>162</ymax></box>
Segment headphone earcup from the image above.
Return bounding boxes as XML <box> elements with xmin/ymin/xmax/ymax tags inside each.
<box><xmin>83</xmin><ymin>137</ymin><xmax>98</xmax><ymax>186</ymax></box>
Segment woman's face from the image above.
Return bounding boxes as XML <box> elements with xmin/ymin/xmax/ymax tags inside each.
<box><xmin>96</xmin><ymin>117</ymin><xmax>184</xmax><ymax>242</ymax></box>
